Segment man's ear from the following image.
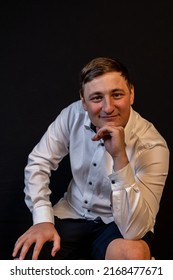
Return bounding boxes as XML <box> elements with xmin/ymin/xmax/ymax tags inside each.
<box><xmin>80</xmin><ymin>94</ymin><xmax>88</xmax><ymax>111</ymax></box>
<box><xmin>130</xmin><ymin>86</ymin><xmax>135</xmax><ymax>105</ymax></box>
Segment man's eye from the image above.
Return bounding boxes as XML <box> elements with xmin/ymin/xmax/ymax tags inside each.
<box><xmin>113</xmin><ymin>93</ymin><xmax>123</xmax><ymax>98</ymax></box>
<box><xmin>91</xmin><ymin>96</ymin><xmax>102</xmax><ymax>101</ymax></box>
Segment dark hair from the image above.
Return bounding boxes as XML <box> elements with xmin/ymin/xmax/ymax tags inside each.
<box><xmin>79</xmin><ymin>57</ymin><xmax>133</xmax><ymax>97</ymax></box>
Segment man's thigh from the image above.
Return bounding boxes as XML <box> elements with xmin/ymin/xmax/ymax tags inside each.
<box><xmin>54</xmin><ymin>217</ymin><xmax>123</xmax><ymax>260</ymax></box>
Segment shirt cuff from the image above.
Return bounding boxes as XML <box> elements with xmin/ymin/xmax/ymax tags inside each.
<box><xmin>32</xmin><ymin>206</ymin><xmax>54</xmax><ymax>225</ymax></box>
<box><xmin>109</xmin><ymin>163</ymin><xmax>136</xmax><ymax>191</ymax></box>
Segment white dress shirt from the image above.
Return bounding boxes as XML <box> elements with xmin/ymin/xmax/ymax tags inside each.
<box><xmin>24</xmin><ymin>100</ymin><xmax>169</xmax><ymax>239</ymax></box>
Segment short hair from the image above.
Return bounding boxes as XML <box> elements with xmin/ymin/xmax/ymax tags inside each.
<box><xmin>79</xmin><ymin>57</ymin><xmax>133</xmax><ymax>97</ymax></box>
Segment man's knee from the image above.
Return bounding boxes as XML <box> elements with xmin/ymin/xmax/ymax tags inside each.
<box><xmin>105</xmin><ymin>238</ymin><xmax>150</xmax><ymax>260</ymax></box>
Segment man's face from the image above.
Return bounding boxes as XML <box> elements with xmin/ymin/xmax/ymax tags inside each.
<box><xmin>81</xmin><ymin>71</ymin><xmax>134</xmax><ymax>129</ymax></box>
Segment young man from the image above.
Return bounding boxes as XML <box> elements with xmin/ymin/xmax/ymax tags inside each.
<box><xmin>13</xmin><ymin>57</ymin><xmax>169</xmax><ymax>260</ymax></box>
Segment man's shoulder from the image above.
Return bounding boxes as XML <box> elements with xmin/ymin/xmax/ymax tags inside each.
<box><xmin>131</xmin><ymin>109</ymin><xmax>168</xmax><ymax>147</ymax></box>
<box><xmin>65</xmin><ymin>100</ymin><xmax>84</xmax><ymax>112</ymax></box>
<box><xmin>60</xmin><ymin>100</ymin><xmax>86</xmax><ymax>124</ymax></box>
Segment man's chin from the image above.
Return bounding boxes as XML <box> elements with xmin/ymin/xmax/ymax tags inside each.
<box><xmin>98</xmin><ymin>121</ymin><xmax>120</xmax><ymax>128</ymax></box>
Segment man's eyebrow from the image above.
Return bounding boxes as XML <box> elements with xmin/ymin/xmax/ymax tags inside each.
<box><xmin>112</xmin><ymin>88</ymin><xmax>125</xmax><ymax>92</ymax></box>
<box><xmin>88</xmin><ymin>91</ymin><xmax>102</xmax><ymax>97</ymax></box>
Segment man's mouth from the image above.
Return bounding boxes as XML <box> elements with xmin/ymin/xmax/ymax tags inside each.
<box><xmin>100</xmin><ymin>114</ymin><xmax>119</xmax><ymax>120</ymax></box>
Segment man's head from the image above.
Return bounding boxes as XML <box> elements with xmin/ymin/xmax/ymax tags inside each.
<box><xmin>79</xmin><ymin>57</ymin><xmax>133</xmax><ymax>97</ymax></box>
<box><xmin>80</xmin><ymin>57</ymin><xmax>134</xmax><ymax>128</ymax></box>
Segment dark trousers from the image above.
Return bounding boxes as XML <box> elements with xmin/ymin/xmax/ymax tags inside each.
<box><xmin>19</xmin><ymin>217</ymin><xmax>154</xmax><ymax>260</ymax></box>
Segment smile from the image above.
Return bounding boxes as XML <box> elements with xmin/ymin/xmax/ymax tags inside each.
<box><xmin>100</xmin><ymin>115</ymin><xmax>119</xmax><ymax>120</ymax></box>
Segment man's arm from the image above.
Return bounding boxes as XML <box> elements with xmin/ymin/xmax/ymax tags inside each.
<box><xmin>92</xmin><ymin>124</ymin><xmax>169</xmax><ymax>239</ymax></box>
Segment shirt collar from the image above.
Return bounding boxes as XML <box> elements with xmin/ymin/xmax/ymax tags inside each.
<box><xmin>84</xmin><ymin>113</ymin><xmax>95</xmax><ymax>132</ymax></box>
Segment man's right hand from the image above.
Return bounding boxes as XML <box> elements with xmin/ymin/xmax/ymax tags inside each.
<box><xmin>12</xmin><ymin>222</ymin><xmax>61</xmax><ymax>260</ymax></box>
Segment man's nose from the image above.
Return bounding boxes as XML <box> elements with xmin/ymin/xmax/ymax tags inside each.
<box><xmin>102</xmin><ymin>98</ymin><xmax>114</xmax><ymax>113</ymax></box>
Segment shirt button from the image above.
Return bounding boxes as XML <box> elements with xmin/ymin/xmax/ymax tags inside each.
<box><xmin>84</xmin><ymin>200</ymin><xmax>88</xmax><ymax>204</ymax></box>
<box><xmin>111</xmin><ymin>180</ymin><xmax>115</xmax><ymax>184</ymax></box>
<box><xmin>87</xmin><ymin>209</ymin><xmax>91</xmax><ymax>212</ymax></box>
<box><xmin>93</xmin><ymin>163</ymin><xmax>97</xmax><ymax>166</ymax></box>
<box><xmin>89</xmin><ymin>181</ymin><xmax>92</xmax><ymax>185</ymax></box>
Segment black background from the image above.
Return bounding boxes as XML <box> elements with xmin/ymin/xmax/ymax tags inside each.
<box><xmin>0</xmin><ymin>1</ymin><xmax>172</xmax><ymax>259</ymax></box>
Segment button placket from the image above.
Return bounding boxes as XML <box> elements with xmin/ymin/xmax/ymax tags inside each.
<box><xmin>82</xmin><ymin>142</ymin><xmax>106</xmax><ymax>215</ymax></box>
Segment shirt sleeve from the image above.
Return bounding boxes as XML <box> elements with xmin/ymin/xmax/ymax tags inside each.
<box><xmin>24</xmin><ymin>109</ymin><xmax>70</xmax><ymax>225</ymax></box>
<box><xmin>109</xmin><ymin>144</ymin><xmax>169</xmax><ymax>240</ymax></box>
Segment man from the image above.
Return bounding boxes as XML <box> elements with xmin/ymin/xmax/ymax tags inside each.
<box><xmin>13</xmin><ymin>57</ymin><xmax>169</xmax><ymax>260</ymax></box>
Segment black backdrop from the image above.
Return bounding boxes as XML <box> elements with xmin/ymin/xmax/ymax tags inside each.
<box><xmin>0</xmin><ymin>1</ymin><xmax>172</xmax><ymax>260</ymax></box>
